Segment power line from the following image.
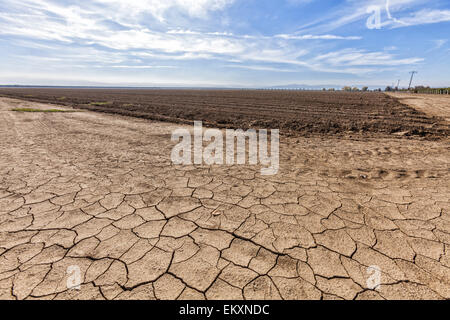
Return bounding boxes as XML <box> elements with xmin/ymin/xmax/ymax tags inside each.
<box><xmin>408</xmin><ymin>71</ymin><xmax>418</xmax><ymax>90</ymax></box>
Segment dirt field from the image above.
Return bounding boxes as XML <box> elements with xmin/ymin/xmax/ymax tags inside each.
<box><xmin>0</xmin><ymin>88</ymin><xmax>449</xmax><ymax>138</ymax></box>
<box><xmin>388</xmin><ymin>92</ymin><xmax>450</xmax><ymax>122</ymax></box>
<box><xmin>0</xmin><ymin>93</ymin><xmax>449</xmax><ymax>300</ymax></box>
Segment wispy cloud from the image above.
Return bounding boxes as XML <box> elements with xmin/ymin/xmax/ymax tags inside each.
<box><xmin>432</xmin><ymin>39</ymin><xmax>448</xmax><ymax>49</ymax></box>
<box><xmin>275</xmin><ymin>34</ymin><xmax>362</xmax><ymax>40</ymax></box>
<box><xmin>314</xmin><ymin>49</ymin><xmax>424</xmax><ymax>66</ymax></box>
<box><xmin>96</xmin><ymin>0</ymin><xmax>235</xmax><ymax>21</ymax></box>
<box><xmin>224</xmin><ymin>64</ymin><xmax>300</xmax><ymax>73</ymax></box>
<box><xmin>389</xmin><ymin>9</ymin><xmax>450</xmax><ymax>27</ymax></box>
<box><xmin>108</xmin><ymin>65</ymin><xmax>178</xmax><ymax>69</ymax></box>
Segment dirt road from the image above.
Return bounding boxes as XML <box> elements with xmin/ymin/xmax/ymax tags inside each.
<box><xmin>0</xmin><ymin>97</ymin><xmax>449</xmax><ymax>300</ymax></box>
<box><xmin>388</xmin><ymin>92</ymin><xmax>450</xmax><ymax>122</ymax></box>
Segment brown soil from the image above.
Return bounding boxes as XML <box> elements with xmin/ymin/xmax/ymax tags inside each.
<box><xmin>388</xmin><ymin>92</ymin><xmax>450</xmax><ymax>122</ymax></box>
<box><xmin>0</xmin><ymin>96</ymin><xmax>449</xmax><ymax>300</ymax></box>
<box><xmin>0</xmin><ymin>88</ymin><xmax>448</xmax><ymax>138</ymax></box>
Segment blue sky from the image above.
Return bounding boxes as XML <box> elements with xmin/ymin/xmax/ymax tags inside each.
<box><xmin>0</xmin><ymin>0</ymin><xmax>449</xmax><ymax>87</ymax></box>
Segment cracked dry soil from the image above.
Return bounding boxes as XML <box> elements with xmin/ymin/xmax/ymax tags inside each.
<box><xmin>0</xmin><ymin>96</ymin><xmax>449</xmax><ymax>300</ymax></box>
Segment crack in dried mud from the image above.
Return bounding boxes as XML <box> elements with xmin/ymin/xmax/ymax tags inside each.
<box><xmin>0</xmin><ymin>97</ymin><xmax>449</xmax><ymax>300</ymax></box>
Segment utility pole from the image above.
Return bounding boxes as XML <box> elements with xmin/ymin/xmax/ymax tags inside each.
<box><xmin>408</xmin><ymin>71</ymin><xmax>418</xmax><ymax>90</ymax></box>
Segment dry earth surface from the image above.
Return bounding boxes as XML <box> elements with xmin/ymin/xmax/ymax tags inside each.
<box><xmin>0</xmin><ymin>95</ymin><xmax>449</xmax><ymax>300</ymax></box>
<box><xmin>388</xmin><ymin>92</ymin><xmax>450</xmax><ymax>122</ymax></box>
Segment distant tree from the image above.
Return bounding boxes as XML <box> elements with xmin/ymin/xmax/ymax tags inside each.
<box><xmin>342</xmin><ymin>86</ymin><xmax>352</xmax><ymax>92</ymax></box>
<box><xmin>385</xmin><ymin>86</ymin><xmax>393</xmax><ymax>92</ymax></box>
<box><xmin>328</xmin><ymin>88</ymin><xmax>335</xmax><ymax>91</ymax></box>
<box><xmin>362</xmin><ymin>87</ymin><xmax>369</xmax><ymax>92</ymax></box>
<box><xmin>352</xmin><ymin>87</ymin><xmax>359</xmax><ymax>92</ymax></box>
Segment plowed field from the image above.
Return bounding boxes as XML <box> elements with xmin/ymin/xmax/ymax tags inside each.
<box><xmin>0</xmin><ymin>88</ymin><xmax>448</xmax><ymax>137</ymax></box>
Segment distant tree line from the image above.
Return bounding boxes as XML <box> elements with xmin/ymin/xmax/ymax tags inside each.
<box><xmin>389</xmin><ymin>86</ymin><xmax>450</xmax><ymax>94</ymax></box>
<box><xmin>317</xmin><ymin>85</ymin><xmax>448</xmax><ymax>94</ymax></box>
<box><xmin>340</xmin><ymin>86</ymin><xmax>375</xmax><ymax>92</ymax></box>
